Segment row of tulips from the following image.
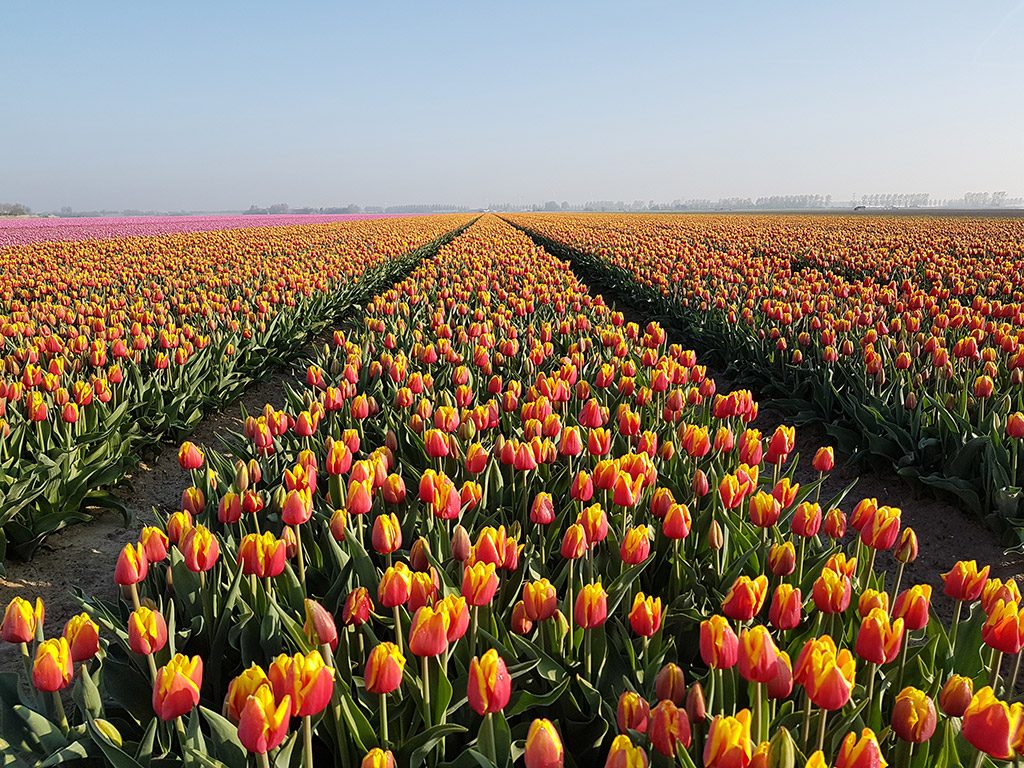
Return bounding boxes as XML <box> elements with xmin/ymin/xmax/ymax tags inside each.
<box><xmin>506</xmin><ymin>213</ymin><xmax>1024</xmax><ymax>537</ymax></box>
<box><xmin>0</xmin><ymin>214</ymin><xmax>1018</xmax><ymax>767</ymax></box>
<box><xmin>0</xmin><ymin>215</ymin><xmax>472</xmax><ymax>560</ymax></box>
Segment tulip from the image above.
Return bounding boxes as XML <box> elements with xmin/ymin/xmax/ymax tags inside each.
<box><xmin>617</xmin><ymin>690</ymin><xmax>650</xmax><ymax>734</ymax></box>
<box><xmin>372</xmin><ymin>512</ymin><xmax>402</xmax><ymax>555</ymax></box>
<box><xmin>344</xmin><ymin>587</ymin><xmax>373</xmax><ymax>627</ymax></box>
<box><xmin>654</xmin><ymin>663</ymin><xmax>686</xmax><ymax>705</ymax></box>
<box><xmin>462</xmin><ymin>561</ymin><xmax>499</xmax><ymax>606</ymax></box>
<box><xmin>238</xmin><ymin>686</ymin><xmax>292</xmax><ymax>754</ymax></box>
<box><xmin>791</xmin><ymin>502</ymin><xmax>822</xmax><ymax>538</ymax></box>
<box><xmin>468</xmin><ymin>649</ymin><xmax>511</xmax><ymax>715</ymax></box>
<box><xmin>523</xmin><ymin>579</ymin><xmax>558</xmax><ymax>622</ymax></box>
<box><xmin>833</xmin><ymin>729</ymin><xmax>886</xmax><ymax>768</ymax></box>
<box><xmin>579</xmin><ymin>503</ymin><xmax>609</xmax><ymax>545</ymax></box>
<box><xmin>364</xmin><ymin>642</ymin><xmax>405</xmax><ymax>694</ymax></box>
<box><xmin>114</xmin><ymin>542</ymin><xmax>148</xmax><ymax>587</ymax></box>
<box><xmin>575</xmin><ymin>581</ymin><xmax>608</xmax><ymax>629</ymax></box>
<box><xmin>939</xmin><ymin>674</ymin><xmax>973</xmax><ymax>717</ymax></box>
<box><xmin>824</xmin><ymin>507</ymin><xmax>847</xmax><ymax>540</ymax></box>
<box><xmin>237</xmin><ymin>532</ymin><xmax>287</xmax><ymax>578</ymax></box>
<box><xmin>408</xmin><ymin>605</ymin><xmax>450</xmax><ymax>657</ymax></box>
<box><xmin>894</xmin><ymin>527</ymin><xmax>918</xmax><ymax>564</ymax></box>
<box><xmin>982</xmin><ymin>599</ymin><xmax>1024</xmax><ymax>655</ymax></box>
<box><xmin>738</xmin><ymin>625</ymin><xmax>780</xmax><ymax>683</ymax></box>
<box><xmin>361</xmin><ymin>749</ymin><xmax>396</xmax><ymax>768</ymax></box>
<box><xmin>700</xmin><ymin>615</ymin><xmax>739</xmax><ymax>670</ymax></box>
<box><xmin>268</xmin><ymin>650</ymin><xmax>334</xmax><ymax>717</ymax></box>
<box><xmin>766</xmin><ymin>426</ymin><xmax>795</xmax><ymax>465</ymax></box>
<box><xmin>225</xmin><ymin>665</ymin><xmax>272</xmax><ymax>723</ymax></box>
<box><xmin>855</xmin><ymin>608</ymin><xmax>904</xmax><ymax>665</ymax></box>
<box><xmin>811</xmin><ymin>565</ymin><xmax>852</xmax><ymax>615</ymax></box>
<box><xmin>893</xmin><ymin>584</ymin><xmax>932</xmax><ymax>631</ymax></box>
<box><xmin>33</xmin><ymin>637</ymin><xmax>73</xmax><ymax>692</ymax></box>
<box><xmin>650</xmin><ymin>699</ymin><xmax>692</xmax><ymax>756</ymax></box>
<box><xmin>772</xmin><ymin>477</ymin><xmax>799</xmax><ymax>507</ymax></box>
<box><xmin>628</xmin><ymin>592</ymin><xmax>662</xmax><ymax>637</ymax></box>
<box><xmin>942</xmin><ymin>560</ymin><xmax>990</xmax><ymax>602</ymax></box>
<box><xmin>859</xmin><ymin>505</ymin><xmax>901</xmax><ymax>551</ymax></box>
<box><xmin>153</xmin><ymin>654</ymin><xmax>203</xmax><ymax>720</ymax></box>
<box><xmin>704</xmin><ymin>709</ymin><xmax>753</xmax><ymax>768</ymax></box>
<box><xmin>561</xmin><ymin>523</ymin><xmax>588</xmax><ymax>559</ymax></box>
<box><xmin>378</xmin><ymin>563</ymin><xmax>412</xmax><ymax>608</ymax></box>
<box><xmin>768</xmin><ymin>541</ymin><xmax>796</xmax><ymax>577</ymax></box>
<box><xmin>796</xmin><ymin>637</ymin><xmax>856</xmax><ymax>711</ymax></box>
<box><xmin>2</xmin><ymin>596</ymin><xmax>44</xmax><ymax>644</ymax></box>
<box><xmin>605</xmin><ymin>734</ymin><xmax>649</xmax><ymax>767</ymax></box>
<box><xmin>178</xmin><ymin>441</ymin><xmax>204</xmax><ymax>470</ymax></box>
<box><xmin>62</xmin><ymin>612</ymin><xmax>100</xmax><ymax>663</ymax></box>
<box><xmin>749</xmin><ymin>491</ymin><xmax>781</xmax><ymax>528</ymax></box>
<box><xmin>891</xmin><ymin>686</ymin><xmax>936</xmax><ymax>743</ymax></box>
<box><xmin>722</xmin><ymin>575</ymin><xmax>769</xmax><ymax>622</ymax></box>
<box><xmin>139</xmin><ymin>526</ymin><xmax>169</xmax><ymax>563</ymax></box>
<box><xmin>525</xmin><ymin>718</ymin><xmax>564</xmax><ymax>768</ymax></box>
<box><xmin>304</xmin><ymin>599</ymin><xmax>338</xmax><ymax>651</ymax></box>
<box><xmin>962</xmin><ymin>686</ymin><xmax>1023</xmax><ymax>760</ymax></box>
<box><xmin>128</xmin><ymin>606</ymin><xmax>168</xmax><ymax>656</ymax></box>
<box><xmin>812</xmin><ymin>447</ymin><xmax>834</xmax><ymax>473</ymax></box>
<box><xmin>530</xmin><ymin>492</ymin><xmax>556</xmax><ymax>525</ymax></box>
<box><xmin>620</xmin><ymin>525</ymin><xmax>651</xmax><ymax>565</ymax></box>
<box><xmin>662</xmin><ymin>503</ymin><xmax>692</xmax><ymax>539</ymax></box>
<box><xmin>769</xmin><ymin>584</ymin><xmax>802</xmax><ymax>631</ymax></box>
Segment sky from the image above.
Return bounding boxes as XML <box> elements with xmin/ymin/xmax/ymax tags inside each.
<box><xmin>2</xmin><ymin>1</ymin><xmax>1023</xmax><ymax>211</ymax></box>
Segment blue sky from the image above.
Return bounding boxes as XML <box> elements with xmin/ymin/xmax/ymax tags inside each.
<box><xmin>3</xmin><ymin>1</ymin><xmax>1022</xmax><ymax>210</ymax></box>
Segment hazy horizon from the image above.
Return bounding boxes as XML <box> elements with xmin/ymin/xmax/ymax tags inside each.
<box><xmin>4</xmin><ymin>1</ymin><xmax>1023</xmax><ymax>212</ymax></box>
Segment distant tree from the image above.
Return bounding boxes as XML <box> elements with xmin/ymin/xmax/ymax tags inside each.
<box><xmin>0</xmin><ymin>202</ymin><xmax>31</xmax><ymax>216</ymax></box>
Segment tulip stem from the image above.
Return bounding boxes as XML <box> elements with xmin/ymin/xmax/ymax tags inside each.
<box><xmin>585</xmin><ymin>629</ymin><xmax>592</xmax><ymax>680</ymax></box>
<box><xmin>51</xmin><ymin>691</ymin><xmax>68</xmax><ymax>732</ymax></box>
<box><xmin>393</xmin><ymin>607</ymin><xmax>404</xmax><ymax>654</ymax></box>
<box><xmin>567</xmin><ymin>560</ymin><xmax>574</xmax><ymax>657</ymax></box>
<box><xmin>801</xmin><ymin>694</ymin><xmax>813</xmax><ymax>748</ymax></box>
<box><xmin>19</xmin><ymin>642</ymin><xmax>32</xmax><ymax>685</ymax></box>
<box><xmin>258</xmin><ymin>752</ymin><xmax>271</xmax><ymax>768</ymax></box>
<box><xmin>817</xmin><ymin>709</ymin><xmax>827</xmax><ymax>753</ymax></box>
<box><xmin>948</xmin><ymin>601</ymin><xmax>963</xmax><ymax>658</ymax></box>
<box><xmin>381</xmin><ymin>694</ymin><xmax>388</xmax><ymax>745</ymax></box>
<box><xmin>891</xmin><ymin>562</ymin><xmax>906</xmax><ymax>605</ymax></box>
<box><xmin>129</xmin><ymin>582</ymin><xmax>142</xmax><ymax>611</ymax></box>
<box><xmin>294</xmin><ymin>524</ymin><xmax>306</xmax><ymax>590</ymax></box>
<box><xmin>1011</xmin><ymin>652</ymin><xmax>1023</xmax><ymax>698</ymax></box>
<box><xmin>422</xmin><ymin>656</ymin><xmax>431</xmax><ymax>725</ymax></box>
<box><xmin>753</xmin><ymin>682</ymin><xmax>763</xmax><ymax>744</ymax></box>
<box><xmin>302</xmin><ymin>715</ymin><xmax>313</xmax><ymax>768</ymax></box>
<box><xmin>991</xmin><ymin>648</ymin><xmax>1004</xmax><ymax>691</ymax></box>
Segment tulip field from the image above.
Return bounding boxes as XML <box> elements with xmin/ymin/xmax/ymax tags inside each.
<box><xmin>2</xmin><ymin>213</ymin><xmax>1024</xmax><ymax>767</ymax></box>
<box><xmin>0</xmin><ymin>215</ymin><xmax>470</xmax><ymax>559</ymax></box>
<box><xmin>509</xmin><ymin>213</ymin><xmax>1024</xmax><ymax>535</ymax></box>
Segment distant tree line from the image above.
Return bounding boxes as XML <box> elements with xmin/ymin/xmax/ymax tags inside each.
<box><xmin>0</xmin><ymin>202</ymin><xmax>32</xmax><ymax>216</ymax></box>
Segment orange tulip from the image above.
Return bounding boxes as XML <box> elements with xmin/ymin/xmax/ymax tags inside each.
<box><xmin>268</xmin><ymin>650</ymin><xmax>334</xmax><ymax>717</ymax></box>
<box><xmin>855</xmin><ymin>608</ymin><xmax>904</xmax><ymax>665</ymax></box>
<box><xmin>1</xmin><ymin>596</ymin><xmax>44</xmax><ymax>644</ymax></box>
<box><xmin>33</xmin><ymin>637</ymin><xmax>73</xmax><ymax>692</ymax></box>
<box><xmin>408</xmin><ymin>604</ymin><xmax>450</xmax><ymax>657</ymax></box>
<box><xmin>722</xmin><ymin>575</ymin><xmax>768</xmax><ymax>622</ymax></box>
<box><xmin>628</xmin><ymin>592</ymin><xmax>663</xmax><ymax>637</ymax></box>
<box><xmin>468</xmin><ymin>649</ymin><xmax>511</xmax><ymax>715</ymax></box>
<box><xmin>703</xmin><ymin>709</ymin><xmax>753</xmax><ymax>768</ymax></box>
<box><xmin>891</xmin><ymin>686</ymin><xmax>936</xmax><ymax>743</ymax></box>
<box><xmin>962</xmin><ymin>686</ymin><xmax>1023</xmax><ymax>760</ymax></box>
<box><xmin>942</xmin><ymin>560</ymin><xmax>990</xmax><ymax>602</ymax></box>
<box><xmin>525</xmin><ymin>718</ymin><xmax>564</xmax><ymax>768</ymax></box>
<box><xmin>237</xmin><ymin>685</ymin><xmax>291</xmax><ymax>754</ymax></box>
<box><xmin>152</xmin><ymin>654</ymin><xmax>203</xmax><ymax>720</ymax></box>
<box><xmin>834</xmin><ymin>728</ymin><xmax>886</xmax><ymax>768</ymax></box>
<box><xmin>364</xmin><ymin>642</ymin><xmax>405</xmax><ymax>694</ymax></box>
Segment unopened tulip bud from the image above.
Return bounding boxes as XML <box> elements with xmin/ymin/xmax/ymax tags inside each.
<box><xmin>939</xmin><ymin>674</ymin><xmax>973</xmax><ymax>717</ymax></box>
<box><xmin>895</xmin><ymin>527</ymin><xmax>918</xmax><ymax>564</ymax></box>
<box><xmin>686</xmin><ymin>682</ymin><xmax>706</xmax><ymax>723</ymax></box>
<box><xmin>655</xmin><ymin>663</ymin><xmax>686</xmax><ymax>704</ymax></box>
<box><xmin>892</xmin><ymin>686</ymin><xmax>936</xmax><ymax>743</ymax></box>
<box><xmin>304</xmin><ymin>599</ymin><xmax>338</xmax><ymax>650</ymax></box>
<box><xmin>512</xmin><ymin>600</ymin><xmax>533</xmax><ymax>635</ymax></box>
<box><xmin>233</xmin><ymin>459</ymin><xmax>250</xmax><ymax>492</ymax></box>
<box><xmin>409</xmin><ymin>537</ymin><xmax>432</xmax><ymax>571</ymax></box>
<box><xmin>708</xmin><ymin>519</ymin><xmax>724</xmax><ymax>551</ymax></box>
<box><xmin>451</xmin><ymin>524</ymin><xmax>471</xmax><ymax>562</ymax></box>
<box><xmin>767</xmin><ymin>728</ymin><xmax>796</xmax><ymax>768</ymax></box>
